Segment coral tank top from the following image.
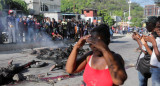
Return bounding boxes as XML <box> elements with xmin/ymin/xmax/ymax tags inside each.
<box><xmin>83</xmin><ymin>55</ymin><xmax>113</xmax><ymax>86</ymax></box>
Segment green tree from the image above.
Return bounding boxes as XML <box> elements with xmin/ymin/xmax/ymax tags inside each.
<box><xmin>6</xmin><ymin>0</ymin><xmax>28</xmax><ymax>14</ymax></box>
<box><xmin>130</xmin><ymin>2</ymin><xmax>144</xmax><ymax>27</ymax></box>
<box><xmin>0</xmin><ymin>0</ymin><xmax>6</xmax><ymax>10</ymax></box>
<box><xmin>98</xmin><ymin>9</ymin><xmax>114</xmax><ymax>26</ymax></box>
<box><xmin>61</xmin><ymin>0</ymin><xmax>144</xmax><ymax>27</ymax></box>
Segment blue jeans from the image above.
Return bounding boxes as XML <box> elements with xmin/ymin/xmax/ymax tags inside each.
<box><xmin>28</xmin><ymin>27</ymin><xmax>34</xmax><ymax>42</ymax></box>
<box><xmin>150</xmin><ymin>68</ymin><xmax>160</xmax><ymax>86</ymax></box>
<box><xmin>138</xmin><ymin>71</ymin><xmax>148</xmax><ymax>86</ymax></box>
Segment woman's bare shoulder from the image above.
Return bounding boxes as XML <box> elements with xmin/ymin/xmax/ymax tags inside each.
<box><xmin>85</xmin><ymin>51</ymin><xmax>93</xmax><ymax>62</ymax></box>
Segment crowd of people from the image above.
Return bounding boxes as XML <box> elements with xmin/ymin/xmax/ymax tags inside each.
<box><xmin>0</xmin><ymin>10</ymin><xmax>101</xmax><ymax>44</ymax></box>
<box><xmin>0</xmin><ymin>10</ymin><xmax>148</xmax><ymax>44</ymax></box>
<box><xmin>112</xmin><ymin>26</ymin><xmax>148</xmax><ymax>35</ymax></box>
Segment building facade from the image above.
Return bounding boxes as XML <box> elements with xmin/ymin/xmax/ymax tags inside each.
<box><xmin>82</xmin><ymin>9</ymin><xmax>98</xmax><ymax>23</ymax></box>
<box><xmin>144</xmin><ymin>4</ymin><xmax>160</xmax><ymax>17</ymax></box>
<box><xmin>24</xmin><ymin>0</ymin><xmax>62</xmax><ymax>21</ymax></box>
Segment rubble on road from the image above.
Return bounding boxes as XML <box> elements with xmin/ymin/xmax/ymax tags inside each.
<box><xmin>0</xmin><ymin>45</ymin><xmax>90</xmax><ymax>85</ymax></box>
<box><xmin>31</xmin><ymin>45</ymin><xmax>90</xmax><ymax>70</ymax></box>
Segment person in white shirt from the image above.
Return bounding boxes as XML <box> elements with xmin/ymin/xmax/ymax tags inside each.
<box><xmin>132</xmin><ymin>16</ymin><xmax>157</xmax><ymax>86</ymax></box>
<box><xmin>143</xmin><ymin>19</ymin><xmax>160</xmax><ymax>86</ymax></box>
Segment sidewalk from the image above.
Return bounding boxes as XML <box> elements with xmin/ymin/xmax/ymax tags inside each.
<box><xmin>0</xmin><ymin>43</ymin><xmax>41</xmax><ymax>51</ymax></box>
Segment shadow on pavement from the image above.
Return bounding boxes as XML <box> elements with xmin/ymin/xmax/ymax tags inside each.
<box><xmin>112</xmin><ymin>35</ymin><xmax>125</xmax><ymax>39</ymax></box>
<box><xmin>111</xmin><ymin>41</ymin><xmax>128</xmax><ymax>43</ymax></box>
<box><xmin>0</xmin><ymin>49</ymin><xmax>25</xmax><ymax>54</ymax></box>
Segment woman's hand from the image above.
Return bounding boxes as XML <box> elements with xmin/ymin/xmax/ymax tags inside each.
<box><xmin>132</xmin><ymin>33</ymin><xmax>140</xmax><ymax>40</ymax></box>
<box><xmin>75</xmin><ymin>35</ymin><xmax>91</xmax><ymax>49</ymax></box>
<box><xmin>86</xmin><ymin>36</ymin><xmax>108</xmax><ymax>51</ymax></box>
<box><xmin>141</xmin><ymin>36</ymin><xmax>147</xmax><ymax>45</ymax></box>
<box><xmin>143</xmin><ymin>34</ymin><xmax>156</xmax><ymax>44</ymax></box>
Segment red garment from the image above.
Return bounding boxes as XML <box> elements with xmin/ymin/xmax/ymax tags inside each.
<box><xmin>52</xmin><ymin>32</ymin><xmax>55</xmax><ymax>36</ymax></box>
<box><xmin>83</xmin><ymin>55</ymin><xmax>113</xmax><ymax>86</ymax></box>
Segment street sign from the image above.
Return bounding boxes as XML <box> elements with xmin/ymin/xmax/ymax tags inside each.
<box><xmin>128</xmin><ymin>16</ymin><xmax>131</xmax><ymax>20</ymax></box>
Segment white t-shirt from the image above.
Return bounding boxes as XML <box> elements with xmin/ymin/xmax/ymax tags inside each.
<box><xmin>150</xmin><ymin>37</ymin><xmax>160</xmax><ymax>68</ymax></box>
<box><xmin>139</xmin><ymin>42</ymin><xmax>152</xmax><ymax>59</ymax></box>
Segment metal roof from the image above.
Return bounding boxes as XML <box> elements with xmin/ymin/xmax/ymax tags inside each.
<box><xmin>62</xmin><ymin>13</ymin><xmax>81</xmax><ymax>16</ymax></box>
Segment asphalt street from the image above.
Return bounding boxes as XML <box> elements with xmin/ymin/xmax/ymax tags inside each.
<box><xmin>0</xmin><ymin>34</ymin><xmax>152</xmax><ymax>86</ymax></box>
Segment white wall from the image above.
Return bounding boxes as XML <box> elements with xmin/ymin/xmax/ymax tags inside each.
<box><xmin>85</xmin><ymin>17</ymin><xmax>94</xmax><ymax>23</ymax></box>
<box><xmin>43</xmin><ymin>12</ymin><xmax>62</xmax><ymax>22</ymax></box>
<box><xmin>24</xmin><ymin>0</ymin><xmax>61</xmax><ymax>15</ymax></box>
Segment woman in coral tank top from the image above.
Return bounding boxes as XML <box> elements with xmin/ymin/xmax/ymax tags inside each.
<box><xmin>66</xmin><ymin>24</ymin><xmax>127</xmax><ymax>86</ymax></box>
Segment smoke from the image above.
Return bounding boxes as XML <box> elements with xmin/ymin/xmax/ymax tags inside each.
<box><xmin>0</xmin><ymin>11</ymin><xmax>67</xmax><ymax>49</ymax></box>
<box><xmin>36</xmin><ymin>31</ymin><xmax>66</xmax><ymax>48</ymax></box>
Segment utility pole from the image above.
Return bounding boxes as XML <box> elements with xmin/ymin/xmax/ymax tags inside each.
<box><xmin>128</xmin><ymin>0</ymin><xmax>131</xmax><ymax>27</ymax></box>
<box><xmin>73</xmin><ymin>0</ymin><xmax>75</xmax><ymax>13</ymax></box>
<box><xmin>158</xmin><ymin>7</ymin><xmax>160</xmax><ymax>16</ymax></box>
<box><xmin>73</xmin><ymin>0</ymin><xmax>78</xmax><ymax>21</ymax></box>
<box><xmin>123</xmin><ymin>11</ymin><xmax>126</xmax><ymax>30</ymax></box>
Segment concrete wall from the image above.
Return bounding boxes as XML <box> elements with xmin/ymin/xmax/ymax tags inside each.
<box><xmin>83</xmin><ymin>10</ymin><xmax>97</xmax><ymax>17</ymax></box>
<box><xmin>41</xmin><ymin>0</ymin><xmax>61</xmax><ymax>12</ymax></box>
<box><xmin>85</xmin><ymin>17</ymin><xmax>94</xmax><ymax>23</ymax></box>
<box><xmin>84</xmin><ymin>10</ymin><xmax>94</xmax><ymax>17</ymax></box>
<box><xmin>24</xmin><ymin>0</ymin><xmax>61</xmax><ymax>15</ymax></box>
<box><xmin>43</xmin><ymin>12</ymin><xmax>62</xmax><ymax>21</ymax></box>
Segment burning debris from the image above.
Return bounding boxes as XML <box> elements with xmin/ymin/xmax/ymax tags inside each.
<box><xmin>30</xmin><ymin>61</ymin><xmax>48</xmax><ymax>68</ymax></box>
<box><xmin>0</xmin><ymin>60</ymin><xmax>38</xmax><ymax>85</ymax></box>
<box><xmin>32</xmin><ymin>45</ymin><xmax>90</xmax><ymax>70</ymax></box>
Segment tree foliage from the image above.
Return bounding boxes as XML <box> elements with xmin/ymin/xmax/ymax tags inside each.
<box><xmin>6</xmin><ymin>0</ymin><xmax>28</xmax><ymax>14</ymax></box>
<box><xmin>0</xmin><ymin>0</ymin><xmax>6</xmax><ymax>10</ymax></box>
<box><xmin>61</xmin><ymin>0</ymin><xmax>144</xmax><ymax>27</ymax></box>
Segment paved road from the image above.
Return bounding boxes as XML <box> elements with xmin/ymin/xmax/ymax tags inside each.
<box><xmin>0</xmin><ymin>34</ymin><xmax>152</xmax><ymax>86</ymax></box>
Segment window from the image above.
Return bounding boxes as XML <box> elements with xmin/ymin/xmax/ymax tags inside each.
<box><xmin>41</xmin><ymin>4</ymin><xmax>49</xmax><ymax>11</ymax></box>
<box><xmin>148</xmin><ymin>9</ymin><xmax>152</xmax><ymax>15</ymax></box>
<box><xmin>54</xmin><ymin>5</ymin><xmax>57</xmax><ymax>9</ymax></box>
<box><xmin>50</xmin><ymin>5</ymin><xmax>54</xmax><ymax>9</ymax></box>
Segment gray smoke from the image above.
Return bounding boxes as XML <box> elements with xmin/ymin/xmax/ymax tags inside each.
<box><xmin>0</xmin><ymin>11</ymin><xmax>66</xmax><ymax>49</ymax></box>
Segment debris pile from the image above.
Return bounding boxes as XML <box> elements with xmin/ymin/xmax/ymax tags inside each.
<box><xmin>31</xmin><ymin>45</ymin><xmax>90</xmax><ymax>69</ymax></box>
<box><xmin>0</xmin><ymin>45</ymin><xmax>90</xmax><ymax>85</ymax></box>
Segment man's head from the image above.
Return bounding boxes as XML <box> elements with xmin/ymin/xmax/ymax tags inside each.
<box><xmin>154</xmin><ymin>16</ymin><xmax>160</xmax><ymax>37</ymax></box>
<box><xmin>145</xmin><ymin>16</ymin><xmax>157</xmax><ymax>32</ymax></box>
<box><xmin>63</xmin><ymin>19</ymin><xmax>65</xmax><ymax>21</ymax></box>
<box><xmin>8</xmin><ymin>10</ymin><xmax>14</xmax><ymax>16</ymax></box>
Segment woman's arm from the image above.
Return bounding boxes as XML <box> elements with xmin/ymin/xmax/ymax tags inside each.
<box><xmin>66</xmin><ymin>35</ymin><xmax>91</xmax><ymax>74</ymax></box>
<box><xmin>101</xmin><ymin>48</ymin><xmax>127</xmax><ymax>85</ymax></box>
<box><xmin>143</xmin><ymin>35</ymin><xmax>160</xmax><ymax>61</ymax></box>
<box><xmin>141</xmin><ymin>37</ymin><xmax>152</xmax><ymax>55</ymax></box>
<box><xmin>132</xmin><ymin>34</ymin><xmax>147</xmax><ymax>54</ymax></box>
<box><xmin>148</xmin><ymin>35</ymin><xmax>160</xmax><ymax>61</ymax></box>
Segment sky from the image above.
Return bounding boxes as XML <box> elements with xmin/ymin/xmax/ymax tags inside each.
<box><xmin>131</xmin><ymin>0</ymin><xmax>154</xmax><ymax>7</ymax></box>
